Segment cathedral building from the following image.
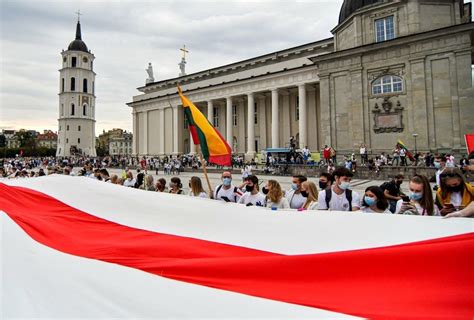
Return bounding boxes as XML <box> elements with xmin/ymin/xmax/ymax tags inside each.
<box><xmin>57</xmin><ymin>19</ymin><xmax>97</xmax><ymax>157</ymax></box>
<box><xmin>128</xmin><ymin>0</ymin><xmax>473</xmax><ymax>158</ymax></box>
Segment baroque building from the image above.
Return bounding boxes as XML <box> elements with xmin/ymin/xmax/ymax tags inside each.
<box><xmin>128</xmin><ymin>0</ymin><xmax>473</xmax><ymax>158</ymax></box>
<box><xmin>57</xmin><ymin>19</ymin><xmax>97</xmax><ymax>157</ymax></box>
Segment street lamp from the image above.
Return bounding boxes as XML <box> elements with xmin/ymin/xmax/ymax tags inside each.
<box><xmin>412</xmin><ymin>133</ymin><xmax>419</xmax><ymax>154</ymax></box>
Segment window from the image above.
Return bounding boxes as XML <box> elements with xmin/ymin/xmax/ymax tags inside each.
<box><xmin>83</xmin><ymin>104</ymin><xmax>87</xmax><ymax>116</ymax></box>
<box><xmin>61</xmin><ymin>78</ymin><xmax>65</xmax><ymax>92</ymax></box>
<box><xmin>59</xmin><ymin>126</ymin><xmax>61</xmax><ymax>131</ymax></box>
<box><xmin>66</xmin><ymin>138</ymin><xmax>69</xmax><ymax>143</ymax></box>
<box><xmin>83</xmin><ymin>79</ymin><xmax>88</xmax><ymax>93</ymax></box>
<box><xmin>78</xmin><ymin>138</ymin><xmax>80</xmax><ymax>144</ymax></box>
<box><xmin>372</xmin><ymin>75</ymin><xmax>403</xmax><ymax>95</ymax></box>
<box><xmin>375</xmin><ymin>16</ymin><xmax>395</xmax><ymax>42</ymax></box>
<box><xmin>67</xmin><ymin>125</ymin><xmax>69</xmax><ymax>131</ymax></box>
<box><xmin>254</xmin><ymin>103</ymin><xmax>258</xmax><ymax>125</ymax></box>
<box><xmin>72</xmin><ymin>57</ymin><xmax>77</xmax><ymax>67</ymax></box>
<box><xmin>78</xmin><ymin>125</ymin><xmax>81</xmax><ymax>131</ymax></box>
<box><xmin>71</xmin><ymin>103</ymin><xmax>75</xmax><ymax>115</ymax></box>
<box><xmin>255</xmin><ymin>139</ymin><xmax>259</xmax><ymax>152</ymax></box>
<box><xmin>296</xmin><ymin>96</ymin><xmax>300</xmax><ymax>121</ymax></box>
<box><xmin>232</xmin><ymin>105</ymin><xmax>238</xmax><ymax>126</ymax></box>
<box><xmin>213</xmin><ymin>106</ymin><xmax>219</xmax><ymax>127</ymax></box>
<box><xmin>70</xmin><ymin>77</ymin><xmax>75</xmax><ymax>91</ymax></box>
<box><xmin>92</xmin><ymin>81</ymin><xmax>95</xmax><ymax>94</ymax></box>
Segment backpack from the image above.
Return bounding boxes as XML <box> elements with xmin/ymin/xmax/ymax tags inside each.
<box><xmin>325</xmin><ymin>188</ymin><xmax>353</xmax><ymax>211</ymax></box>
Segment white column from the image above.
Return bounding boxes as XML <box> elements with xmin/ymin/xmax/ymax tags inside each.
<box><xmin>172</xmin><ymin>106</ymin><xmax>179</xmax><ymax>154</ymax></box>
<box><xmin>246</xmin><ymin>93</ymin><xmax>255</xmax><ymax>158</ymax></box>
<box><xmin>189</xmin><ymin>106</ymin><xmax>196</xmax><ymax>154</ymax></box>
<box><xmin>226</xmin><ymin>97</ymin><xmax>233</xmax><ymax>146</ymax></box>
<box><xmin>298</xmin><ymin>84</ymin><xmax>307</xmax><ymax>149</ymax></box>
<box><xmin>143</xmin><ymin>111</ymin><xmax>148</xmax><ymax>155</ymax></box>
<box><xmin>132</xmin><ymin>112</ymin><xmax>137</xmax><ymax>155</ymax></box>
<box><xmin>271</xmin><ymin>89</ymin><xmax>279</xmax><ymax>148</ymax></box>
<box><xmin>159</xmin><ymin>108</ymin><xmax>165</xmax><ymax>155</ymax></box>
<box><xmin>207</xmin><ymin>100</ymin><xmax>213</xmax><ymax>123</ymax></box>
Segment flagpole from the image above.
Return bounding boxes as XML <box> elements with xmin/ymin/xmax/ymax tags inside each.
<box><xmin>197</xmin><ymin>145</ymin><xmax>213</xmax><ymax>198</ymax></box>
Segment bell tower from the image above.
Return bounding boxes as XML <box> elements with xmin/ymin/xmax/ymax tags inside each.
<box><xmin>57</xmin><ymin>15</ymin><xmax>96</xmax><ymax>157</ymax></box>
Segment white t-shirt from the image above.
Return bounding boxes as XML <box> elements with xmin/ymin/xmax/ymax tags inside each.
<box><xmin>317</xmin><ymin>188</ymin><xmax>361</xmax><ymax>211</ymax></box>
<box><xmin>435</xmin><ymin>168</ymin><xmax>445</xmax><ymax>186</ymax></box>
<box><xmin>285</xmin><ymin>189</ymin><xmax>306</xmax><ymax>209</ymax></box>
<box><xmin>214</xmin><ymin>184</ymin><xmax>241</xmax><ymax>202</ymax></box>
<box><xmin>399</xmin><ymin>149</ymin><xmax>406</xmax><ymax>156</ymax></box>
<box><xmin>123</xmin><ymin>178</ymin><xmax>136</xmax><ymax>188</ymax></box>
<box><xmin>395</xmin><ymin>200</ymin><xmax>440</xmax><ymax>216</ymax></box>
<box><xmin>360</xmin><ymin>147</ymin><xmax>366</xmax><ymax>155</ymax></box>
<box><xmin>188</xmin><ymin>191</ymin><xmax>208</xmax><ymax>198</ymax></box>
<box><xmin>449</xmin><ymin>192</ymin><xmax>462</xmax><ymax>207</ymax></box>
<box><xmin>237</xmin><ymin>192</ymin><xmax>266</xmax><ymax>207</ymax></box>
<box><xmin>265</xmin><ymin>197</ymin><xmax>290</xmax><ymax>209</ymax></box>
<box><xmin>361</xmin><ymin>206</ymin><xmax>392</xmax><ymax>214</ymax></box>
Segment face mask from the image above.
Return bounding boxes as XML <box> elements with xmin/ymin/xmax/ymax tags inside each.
<box><xmin>300</xmin><ymin>190</ymin><xmax>309</xmax><ymax>198</ymax></box>
<box><xmin>291</xmin><ymin>183</ymin><xmax>298</xmax><ymax>191</ymax></box>
<box><xmin>409</xmin><ymin>192</ymin><xmax>423</xmax><ymax>201</ymax></box>
<box><xmin>319</xmin><ymin>181</ymin><xmax>328</xmax><ymax>189</ymax></box>
<box><xmin>447</xmin><ymin>184</ymin><xmax>463</xmax><ymax>193</ymax></box>
<box><xmin>364</xmin><ymin>196</ymin><xmax>376</xmax><ymax>206</ymax></box>
<box><xmin>340</xmin><ymin>181</ymin><xmax>351</xmax><ymax>190</ymax></box>
<box><xmin>262</xmin><ymin>187</ymin><xmax>269</xmax><ymax>195</ymax></box>
<box><xmin>434</xmin><ymin>162</ymin><xmax>441</xmax><ymax>169</ymax></box>
<box><xmin>245</xmin><ymin>185</ymin><xmax>254</xmax><ymax>192</ymax></box>
<box><xmin>222</xmin><ymin>178</ymin><xmax>232</xmax><ymax>186</ymax></box>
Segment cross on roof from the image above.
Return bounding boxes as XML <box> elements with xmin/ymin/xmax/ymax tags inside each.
<box><xmin>180</xmin><ymin>45</ymin><xmax>189</xmax><ymax>59</ymax></box>
<box><xmin>75</xmin><ymin>9</ymin><xmax>82</xmax><ymax>22</ymax></box>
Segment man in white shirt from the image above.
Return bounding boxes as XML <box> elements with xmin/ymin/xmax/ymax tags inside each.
<box><xmin>317</xmin><ymin>167</ymin><xmax>360</xmax><ymax>211</ymax></box>
<box><xmin>213</xmin><ymin>171</ymin><xmax>242</xmax><ymax>202</ymax></box>
<box><xmin>237</xmin><ymin>175</ymin><xmax>265</xmax><ymax>207</ymax></box>
<box><xmin>302</xmin><ymin>146</ymin><xmax>310</xmax><ymax>163</ymax></box>
<box><xmin>285</xmin><ymin>175</ymin><xmax>307</xmax><ymax>209</ymax></box>
<box><xmin>123</xmin><ymin>171</ymin><xmax>136</xmax><ymax>188</ymax></box>
<box><xmin>434</xmin><ymin>155</ymin><xmax>447</xmax><ymax>188</ymax></box>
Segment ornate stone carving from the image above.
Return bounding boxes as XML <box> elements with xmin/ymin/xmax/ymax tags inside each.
<box><xmin>372</xmin><ymin>97</ymin><xmax>404</xmax><ymax>133</ymax></box>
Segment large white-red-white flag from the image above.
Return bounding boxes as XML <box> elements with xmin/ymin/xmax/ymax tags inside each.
<box><xmin>1</xmin><ymin>175</ymin><xmax>473</xmax><ymax>319</ymax></box>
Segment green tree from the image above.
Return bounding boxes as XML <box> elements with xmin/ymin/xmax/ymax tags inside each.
<box><xmin>0</xmin><ymin>134</ymin><xmax>6</xmax><ymax>148</ymax></box>
<box><xmin>15</xmin><ymin>130</ymin><xmax>36</xmax><ymax>149</ymax></box>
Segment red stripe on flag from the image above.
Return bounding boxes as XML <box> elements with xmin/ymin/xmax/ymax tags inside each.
<box><xmin>1</xmin><ymin>183</ymin><xmax>473</xmax><ymax>319</ymax></box>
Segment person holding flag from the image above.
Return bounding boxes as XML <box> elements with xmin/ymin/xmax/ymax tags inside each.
<box><xmin>177</xmin><ymin>85</ymin><xmax>232</xmax><ymax>196</ymax></box>
<box><xmin>396</xmin><ymin>140</ymin><xmax>415</xmax><ymax>166</ymax></box>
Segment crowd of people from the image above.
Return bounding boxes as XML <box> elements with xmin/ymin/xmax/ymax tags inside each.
<box><xmin>2</xmin><ymin>155</ymin><xmax>473</xmax><ymax>218</ymax></box>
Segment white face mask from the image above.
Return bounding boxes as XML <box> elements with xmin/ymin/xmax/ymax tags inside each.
<box><xmin>339</xmin><ymin>181</ymin><xmax>351</xmax><ymax>190</ymax></box>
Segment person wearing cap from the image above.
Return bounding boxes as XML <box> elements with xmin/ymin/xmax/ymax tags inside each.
<box><xmin>237</xmin><ymin>175</ymin><xmax>265</xmax><ymax>207</ymax></box>
<box><xmin>213</xmin><ymin>171</ymin><xmax>242</xmax><ymax>202</ymax></box>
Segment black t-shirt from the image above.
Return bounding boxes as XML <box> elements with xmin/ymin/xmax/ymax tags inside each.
<box><xmin>382</xmin><ymin>180</ymin><xmax>401</xmax><ymax>197</ymax></box>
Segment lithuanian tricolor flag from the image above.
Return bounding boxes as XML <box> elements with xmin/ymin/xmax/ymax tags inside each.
<box><xmin>178</xmin><ymin>86</ymin><xmax>232</xmax><ymax>166</ymax></box>
<box><xmin>397</xmin><ymin>139</ymin><xmax>415</xmax><ymax>161</ymax></box>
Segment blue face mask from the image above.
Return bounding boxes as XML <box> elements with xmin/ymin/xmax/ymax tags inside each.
<box><xmin>291</xmin><ymin>183</ymin><xmax>298</xmax><ymax>191</ymax></box>
<box><xmin>340</xmin><ymin>181</ymin><xmax>351</xmax><ymax>190</ymax></box>
<box><xmin>364</xmin><ymin>196</ymin><xmax>376</xmax><ymax>206</ymax></box>
<box><xmin>434</xmin><ymin>162</ymin><xmax>441</xmax><ymax>169</ymax></box>
<box><xmin>409</xmin><ymin>192</ymin><xmax>423</xmax><ymax>201</ymax></box>
<box><xmin>222</xmin><ymin>178</ymin><xmax>232</xmax><ymax>186</ymax></box>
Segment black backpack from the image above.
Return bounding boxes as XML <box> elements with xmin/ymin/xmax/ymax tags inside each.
<box><xmin>325</xmin><ymin>188</ymin><xmax>353</xmax><ymax>211</ymax></box>
<box><xmin>215</xmin><ymin>184</ymin><xmax>239</xmax><ymax>202</ymax></box>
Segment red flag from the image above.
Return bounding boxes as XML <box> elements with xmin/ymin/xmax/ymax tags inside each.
<box><xmin>465</xmin><ymin>134</ymin><xmax>474</xmax><ymax>153</ymax></box>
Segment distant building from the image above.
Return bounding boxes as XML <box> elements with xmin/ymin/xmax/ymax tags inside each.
<box><xmin>37</xmin><ymin>130</ymin><xmax>58</xmax><ymax>149</ymax></box>
<box><xmin>57</xmin><ymin>18</ymin><xmax>97</xmax><ymax>157</ymax></box>
<box><xmin>2</xmin><ymin>130</ymin><xmax>20</xmax><ymax>149</ymax></box>
<box><xmin>97</xmin><ymin>128</ymin><xmax>132</xmax><ymax>155</ymax></box>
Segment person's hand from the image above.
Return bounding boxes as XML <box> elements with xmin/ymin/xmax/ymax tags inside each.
<box><xmin>400</xmin><ymin>202</ymin><xmax>418</xmax><ymax>215</ymax></box>
<box><xmin>443</xmin><ymin>211</ymin><xmax>463</xmax><ymax>218</ymax></box>
<box><xmin>440</xmin><ymin>204</ymin><xmax>456</xmax><ymax>216</ymax></box>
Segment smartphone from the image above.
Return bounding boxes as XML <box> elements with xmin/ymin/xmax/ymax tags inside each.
<box><xmin>401</xmin><ymin>195</ymin><xmax>410</xmax><ymax>202</ymax></box>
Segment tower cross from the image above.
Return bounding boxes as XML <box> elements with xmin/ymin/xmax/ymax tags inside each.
<box><xmin>75</xmin><ymin>9</ymin><xmax>82</xmax><ymax>22</ymax></box>
<box><xmin>180</xmin><ymin>45</ymin><xmax>189</xmax><ymax>59</ymax></box>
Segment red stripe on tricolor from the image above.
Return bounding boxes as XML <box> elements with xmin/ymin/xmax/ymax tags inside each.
<box><xmin>1</xmin><ymin>183</ymin><xmax>473</xmax><ymax>319</ymax></box>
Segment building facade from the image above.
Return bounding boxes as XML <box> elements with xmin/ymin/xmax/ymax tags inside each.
<box><xmin>97</xmin><ymin>128</ymin><xmax>133</xmax><ymax>156</ymax></box>
<box><xmin>37</xmin><ymin>130</ymin><xmax>58</xmax><ymax>149</ymax></box>
<box><xmin>57</xmin><ymin>19</ymin><xmax>97</xmax><ymax>157</ymax></box>
<box><xmin>128</xmin><ymin>0</ymin><xmax>473</xmax><ymax>158</ymax></box>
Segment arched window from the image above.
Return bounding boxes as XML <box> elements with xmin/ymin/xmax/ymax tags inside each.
<box><xmin>66</xmin><ymin>125</ymin><xmax>69</xmax><ymax>131</ymax></box>
<box><xmin>71</xmin><ymin>57</ymin><xmax>77</xmax><ymax>67</ymax></box>
<box><xmin>83</xmin><ymin>104</ymin><xmax>87</xmax><ymax>116</ymax></box>
<box><xmin>61</xmin><ymin>78</ymin><xmax>65</xmax><ymax>92</ymax></box>
<box><xmin>71</xmin><ymin>103</ymin><xmax>75</xmax><ymax>116</ymax></box>
<box><xmin>78</xmin><ymin>125</ymin><xmax>81</xmax><ymax>131</ymax></box>
<box><xmin>372</xmin><ymin>75</ymin><xmax>403</xmax><ymax>95</ymax></box>
<box><xmin>83</xmin><ymin>79</ymin><xmax>88</xmax><ymax>93</ymax></box>
<box><xmin>70</xmin><ymin>77</ymin><xmax>75</xmax><ymax>91</ymax></box>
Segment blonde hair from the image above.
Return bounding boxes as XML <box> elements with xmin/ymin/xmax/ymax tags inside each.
<box><xmin>302</xmin><ymin>181</ymin><xmax>318</xmax><ymax>209</ymax></box>
<box><xmin>190</xmin><ymin>176</ymin><xmax>205</xmax><ymax>196</ymax></box>
<box><xmin>267</xmin><ymin>180</ymin><xmax>283</xmax><ymax>203</ymax></box>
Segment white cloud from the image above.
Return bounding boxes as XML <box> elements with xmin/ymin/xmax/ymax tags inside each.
<box><xmin>0</xmin><ymin>0</ymin><xmax>343</xmax><ymax>133</ymax></box>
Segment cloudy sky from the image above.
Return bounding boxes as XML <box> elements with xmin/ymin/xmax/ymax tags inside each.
<box><xmin>0</xmin><ymin>0</ymin><xmax>344</xmax><ymax>134</ymax></box>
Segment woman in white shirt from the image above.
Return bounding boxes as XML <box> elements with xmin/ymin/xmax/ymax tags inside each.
<box><xmin>263</xmin><ymin>180</ymin><xmax>289</xmax><ymax>209</ymax></box>
<box><xmin>299</xmin><ymin>181</ymin><xmax>318</xmax><ymax>211</ymax></box>
<box><xmin>361</xmin><ymin>186</ymin><xmax>391</xmax><ymax>213</ymax></box>
<box><xmin>396</xmin><ymin>175</ymin><xmax>440</xmax><ymax>216</ymax></box>
<box><xmin>188</xmin><ymin>176</ymin><xmax>208</xmax><ymax>198</ymax></box>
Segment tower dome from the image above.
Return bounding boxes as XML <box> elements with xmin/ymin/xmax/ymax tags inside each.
<box><xmin>338</xmin><ymin>0</ymin><xmax>384</xmax><ymax>24</ymax></box>
<box><xmin>68</xmin><ymin>21</ymin><xmax>88</xmax><ymax>52</ymax></box>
